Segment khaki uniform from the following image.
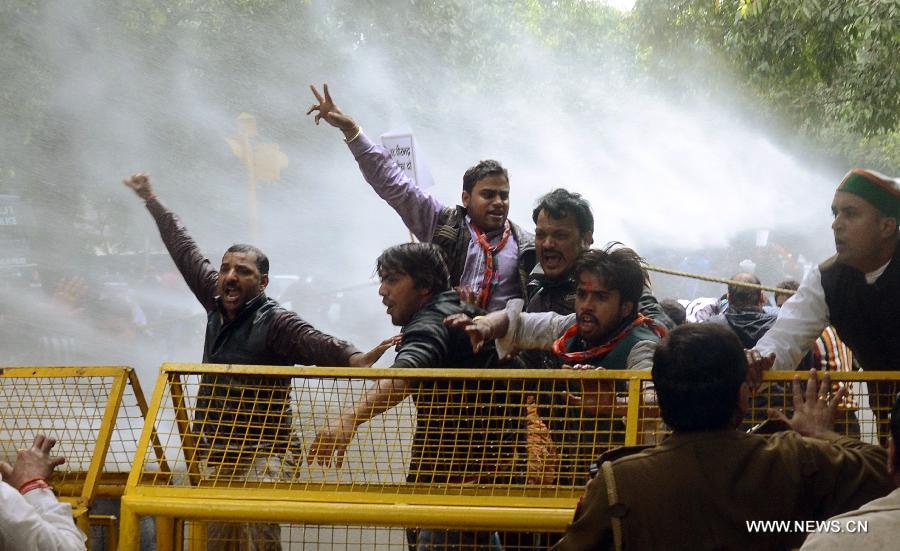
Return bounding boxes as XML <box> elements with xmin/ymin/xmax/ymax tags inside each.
<box><xmin>553</xmin><ymin>430</ymin><xmax>891</xmax><ymax>551</ymax></box>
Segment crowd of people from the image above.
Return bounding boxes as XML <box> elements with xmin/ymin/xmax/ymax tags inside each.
<box><xmin>2</xmin><ymin>83</ymin><xmax>899</xmax><ymax>550</ymax></box>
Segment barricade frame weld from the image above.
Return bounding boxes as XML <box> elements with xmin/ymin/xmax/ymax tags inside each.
<box><xmin>120</xmin><ymin>363</ymin><xmax>900</xmax><ymax>550</ymax></box>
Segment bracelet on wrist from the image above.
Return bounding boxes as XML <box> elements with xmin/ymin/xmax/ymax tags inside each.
<box><xmin>344</xmin><ymin>126</ymin><xmax>362</xmax><ymax>144</ymax></box>
<box><xmin>144</xmin><ymin>193</ymin><xmax>157</xmax><ymax>202</ymax></box>
<box><xmin>18</xmin><ymin>477</ymin><xmax>51</xmax><ymax>495</ymax></box>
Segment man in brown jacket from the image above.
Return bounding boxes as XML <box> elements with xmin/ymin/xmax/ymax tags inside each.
<box><xmin>123</xmin><ymin>173</ymin><xmax>392</xmax><ymax>549</ymax></box>
<box><xmin>553</xmin><ymin>323</ymin><xmax>892</xmax><ymax>551</ymax></box>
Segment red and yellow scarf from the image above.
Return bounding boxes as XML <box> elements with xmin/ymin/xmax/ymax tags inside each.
<box><xmin>551</xmin><ymin>314</ymin><xmax>667</xmax><ymax>364</ymax></box>
<box><xmin>472</xmin><ymin>220</ymin><xmax>512</xmax><ymax>309</ymax></box>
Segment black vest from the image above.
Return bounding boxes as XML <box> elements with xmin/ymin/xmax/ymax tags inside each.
<box><xmin>820</xmin><ymin>240</ymin><xmax>900</xmax><ymax>371</ymax></box>
<box><xmin>431</xmin><ymin>205</ymin><xmax>536</xmax><ymax>299</ymax></box>
<box><xmin>196</xmin><ymin>293</ymin><xmax>292</xmax><ymax>453</ymax></box>
<box><xmin>203</xmin><ymin>293</ymin><xmax>283</xmax><ymax>366</ymax></box>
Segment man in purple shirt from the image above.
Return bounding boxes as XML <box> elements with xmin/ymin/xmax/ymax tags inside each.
<box><xmin>308</xmin><ymin>83</ymin><xmax>535</xmax><ymax>312</ymax></box>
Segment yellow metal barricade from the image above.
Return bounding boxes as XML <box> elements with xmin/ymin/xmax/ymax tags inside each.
<box><xmin>0</xmin><ymin>365</ymin><xmax>165</xmax><ymax>548</ymax></box>
<box><xmin>120</xmin><ymin>364</ymin><xmax>899</xmax><ymax>550</ymax></box>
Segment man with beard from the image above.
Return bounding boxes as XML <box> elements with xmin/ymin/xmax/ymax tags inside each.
<box><xmin>524</xmin><ymin>188</ymin><xmax>672</xmax><ymax>369</ymax></box>
<box><xmin>446</xmin><ymin>245</ymin><xmax>667</xmax><ymax>487</ymax></box>
<box><xmin>754</xmin><ymin>168</ymin><xmax>900</xmax><ymax>439</ymax></box>
<box><xmin>307</xmin><ymin>83</ymin><xmax>535</xmax><ymax>312</ymax></box>
<box><xmin>307</xmin><ymin>242</ymin><xmax>514</xmax><ymax>551</ymax></box>
<box><xmin>122</xmin><ymin>174</ymin><xmax>391</xmax><ymax>549</ymax></box>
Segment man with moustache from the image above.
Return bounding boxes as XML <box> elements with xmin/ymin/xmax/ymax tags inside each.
<box><xmin>446</xmin><ymin>245</ymin><xmax>667</xmax><ymax>485</ymax></box>
<box><xmin>308</xmin><ymin>242</ymin><xmax>512</xmax><ymax>550</ymax></box>
<box><xmin>754</xmin><ymin>168</ymin><xmax>900</xmax><ymax>435</ymax></box>
<box><xmin>122</xmin><ymin>174</ymin><xmax>391</xmax><ymax>549</ymax></box>
<box><xmin>524</xmin><ymin>188</ymin><xmax>672</xmax><ymax>370</ymax></box>
<box><xmin>307</xmin><ymin>83</ymin><xmax>535</xmax><ymax>312</ymax></box>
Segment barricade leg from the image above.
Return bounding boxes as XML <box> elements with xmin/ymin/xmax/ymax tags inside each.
<box><xmin>156</xmin><ymin>516</ymin><xmax>176</xmax><ymax>551</ymax></box>
<box><xmin>118</xmin><ymin>497</ymin><xmax>141</xmax><ymax>551</ymax></box>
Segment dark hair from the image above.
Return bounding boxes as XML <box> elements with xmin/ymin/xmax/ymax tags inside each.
<box><xmin>573</xmin><ymin>244</ymin><xmax>648</xmax><ymax>316</ymax></box>
<box><xmin>462</xmin><ymin>159</ymin><xmax>508</xmax><ymax>194</ymax></box>
<box><xmin>728</xmin><ymin>272</ymin><xmax>762</xmax><ymax>309</ymax></box>
<box><xmin>652</xmin><ymin>324</ymin><xmax>747</xmax><ymax>431</ymax></box>
<box><xmin>376</xmin><ymin>243</ymin><xmax>451</xmax><ymax>295</ymax></box>
<box><xmin>226</xmin><ymin>244</ymin><xmax>269</xmax><ymax>275</ymax></box>
<box><xmin>532</xmin><ymin>188</ymin><xmax>594</xmax><ymax>235</ymax></box>
<box><xmin>774</xmin><ymin>278</ymin><xmax>800</xmax><ymax>304</ymax></box>
<box><xmin>660</xmin><ymin>299</ymin><xmax>686</xmax><ymax>326</ymax></box>
<box><xmin>892</xmin><ymin>395</ymin><xmax>900</xmax><ymax>469</ymax></box>
<box><xmin>776</xmin><ymin>279</ymin><xmax>800</xmax><ymax>292</ymax></box>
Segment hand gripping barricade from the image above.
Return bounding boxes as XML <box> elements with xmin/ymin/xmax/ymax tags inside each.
<box><xmin>0</xmin><ymin>365</ymin><xmax>167</xmax><ymax>550</ymax></box>
<box><xmin>119</xmin><ymin>363</ymin><xmax>898</xmax><ymax>550</ymax></box>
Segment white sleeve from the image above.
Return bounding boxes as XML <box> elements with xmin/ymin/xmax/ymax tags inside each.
<box><xmin>626</xmin><ymin>340</ymin><xmax>657</xmax><ymax>371</ymax></box>
<box><xmin>755</xmin><ymin>267</ymin><xmax>830</xmax><ymax>371</ymax></box>
<box><xmin>496</xmin><ymin>299</ymin><xmax>576</xmax><ymax>359</ymax></box>
<box><xmin>0</xmin><ymin>480</ymin><xmax>87</xmax><ymax>551</ymax></box>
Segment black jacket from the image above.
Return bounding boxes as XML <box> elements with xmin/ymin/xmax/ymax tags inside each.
<box><xmin>432</xmin><ymin>205</ymin><xmax>536</xmax><ymax>301</ymax></box>
<box><xmin>391</xmin><ymin>290</ymin><xmax>519</xmax><ymax>483</ymax></box>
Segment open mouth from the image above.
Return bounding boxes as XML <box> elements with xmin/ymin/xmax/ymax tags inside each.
<box><xmin>578</xmin><ymin>314</ymin><xmax>598</xmax><ymax>331</ymax></box>
<box><xmin>542</xmin><ymin>252</ymin><xmax>563</xmax><ymax>269</ymax></box>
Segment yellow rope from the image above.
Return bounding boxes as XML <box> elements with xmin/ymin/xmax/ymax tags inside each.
<box><xmin>645</xmin><ymin>265</ymin><xmax>797</xmax><ymax>295</ymax></box>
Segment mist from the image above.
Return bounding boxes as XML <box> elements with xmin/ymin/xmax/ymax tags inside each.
<box><xmin>1</xmin><ymin>1</ymin><xmax>844</xmax><ymax>389</ymax></box>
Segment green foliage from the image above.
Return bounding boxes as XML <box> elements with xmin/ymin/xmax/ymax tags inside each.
<box><xmin>631</xmin><ymin>0</ymin><xmax>900</xmax><ymax>172</ymax></box>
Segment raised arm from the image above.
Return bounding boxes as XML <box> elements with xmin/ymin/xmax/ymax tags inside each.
<box><xmin>123</xmin><ymin>174</ymin><xmax>218</xmax><ymax>312</ymax></box>
<box><xmin>306</xmin><ymin>83</ymin><xmax>444</xmax><ymax>241</ymax></box>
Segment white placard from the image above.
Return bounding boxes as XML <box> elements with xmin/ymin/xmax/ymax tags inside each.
<box><xmin>380</xmin><ymin>131</ymin><xmax>435</xmax><ymax>189</ymax></box>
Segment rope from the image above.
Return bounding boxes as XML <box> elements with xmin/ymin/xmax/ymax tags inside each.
<box><xmin>645</xmin><ymin>265</ymin><xmax>797</xmax><ymax>295</ymax></box>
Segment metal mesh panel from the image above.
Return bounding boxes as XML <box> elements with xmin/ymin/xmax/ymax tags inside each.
<box><xmin>122</xmin><ymin>364</ymin><xmax>900</xmax><ymax>550</ymax></box>
<box><xmin>134</xmin><ymin>365</ymin><xmax>659</xmax><ymax>498</ymax></box>
<box><xmin>0</xmin><ymin>366</ymin><xmax>143</xmax><ymax>500</ymax></box>
<box><xmin>154</xmin><ymin>520</ymin><xmax>564</xmax><ymax>550</ymax></box>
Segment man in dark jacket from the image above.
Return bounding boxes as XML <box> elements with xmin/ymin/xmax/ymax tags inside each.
<box><xmin>123</xmin><ymin>174</ymin><xmax>390</xmax><ymax>549</ymax></box>
<box><xmin>553</xmin><ymin>324</ymin><xmax>892</xmax><ymax>551</ymax></box>
<box><xmin>524</xmin><ymin>188</ymin><xmax>672</xmax><ymax>370</ymax></box>
<box><xmin>308</xmin><ymin>242</ymin><xmax>513</xmax><ymax>550</ymax></box>
<box><xmin>447</xmin><ymin>246</ymin><xmax>667</xmax><ymax>487</ymax></box>
<box><xmin>308</xmin><ymin>84</ymin><xmax>536</xmax><ymax>312</ymax></box>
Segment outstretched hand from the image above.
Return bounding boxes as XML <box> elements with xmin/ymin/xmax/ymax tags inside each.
<box><xmin>123</xmin><ymin>173</ymin><xmax>155</xmax><ymax>201</ymax></box>
<box><xmin>443</xmin><ymin>313</ymin><xmax>492</xmax><ymax>353</ymax></box>
<box><xmin>562</xmin><ymin>364</ymin><xmax>618</xmax><ymax>416</ymax></box>
<box><xmin>0</xmin><ymin>434</ymin><xmax>66</xmax><ymax>488</ymax></box>
<box><xmin>349</xmin><ymin>335</ymin><xmax>402</xmax><ymax>367</ymax></box>
<box><xmin>307</xmin><ymin>414</ymin><xmax>357</xmax><ymax>469</ymax></box>
<box><xmin>767</xmin><ymin>369</ymin><xmax>846</xmax><ymax>439</ymax></box>
<box><xmin>307</xmin><ymin>83</ymin><xmax>357</xmax><ymax>133</ymax></box>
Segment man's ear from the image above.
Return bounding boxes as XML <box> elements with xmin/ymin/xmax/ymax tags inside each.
<box><xmin>461</xmin><ymin>190</ymin><xmax>471</xmax><ymax>209</ymax></box>
<box><xmin>620</xmin><ymin>300</ymin><xmax>635</xmax><ymax>319</ymax></box>
<box><xmin>879</xmin><ymin>216</ymin><xmax>898</xmax><ymax>239</ymax></box>
<box><xmin>260</xmin><ymin>273</ymin><xmax>269</xmax><ymax>290</ymax></box>
<box><xmin>582</xmin><ymin>231</ymin><xmax>594</xmax><ymax>248</ymax></box>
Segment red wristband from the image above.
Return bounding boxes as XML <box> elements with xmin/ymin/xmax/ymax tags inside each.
<box><xmin>144</xmin><ymin>193</ymin><xmax>157</xmax><ymax>202</ymax></box>
<box><xmin>18</xmin><ymin>477</ymin><xmax>50</xmax><ymax>495</ymax></box>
